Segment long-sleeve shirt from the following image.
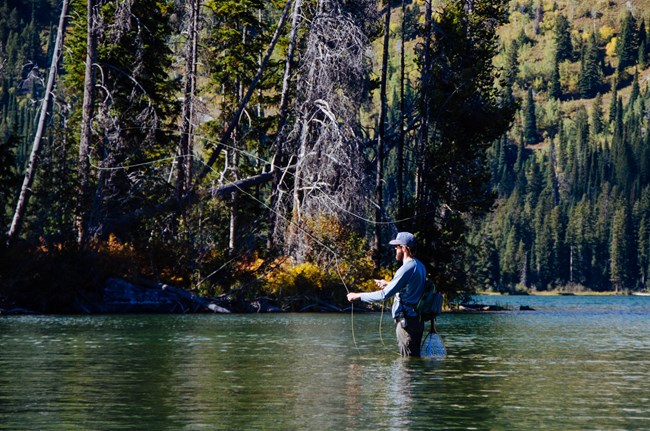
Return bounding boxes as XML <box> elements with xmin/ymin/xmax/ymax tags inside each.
<box><xmin>358</xmin><ymin>258</ymin><xmax>426</xmax><ymax>319</ymax></box>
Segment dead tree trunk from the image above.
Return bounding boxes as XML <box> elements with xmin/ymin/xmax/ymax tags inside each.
<box><xmin>274</xmin><ymin>0</ymin><xmax>302</xmax><ymax>151</ymax></box>
<box><xmin>415</xmin><ymin>0</ymin><xmax>433</xmax><ymax>220</ymax></box>
<box><xmin>76</xmin><ymin>0</ymin><xmax>98</xmax><ymax>247</ymax></box>
<box><xmin>269</xmin><ymin>0</ymin><xmax>302</xmax><ymax>249</ymax></box>
<box><xmin>176</xmin><ymin>0</ymin><xmax>201</xmax><ymax>200</ymax></box>
<box><xmin>7</xmin><ymin>0</ymin><xmax>70</xmax><ymax>245</ymax></box>
<box><xmin>397</xmin><ymin>0</ymin><xmax>407</xmax><ymax>223</ymax></box>
<box><xmin>375</xmin><ymin>0</ymin><xmax>391</xmax><ymax>265</ymax></box>
<box><xmin>279</xmin><ymin>0</ymin><xmax>377</xmax><ymax>261</ymax></box>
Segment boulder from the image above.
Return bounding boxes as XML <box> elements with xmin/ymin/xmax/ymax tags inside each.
<box><xmin>84</xmin><ymin>278</ymin><xmax>231</xmax><ymax>314</ymax></box>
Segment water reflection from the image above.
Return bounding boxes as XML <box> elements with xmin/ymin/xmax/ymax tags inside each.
<box><xmin>385</xmin><ymin>359</ymin><xmax>414</xmax><ymax>430</ymax></box>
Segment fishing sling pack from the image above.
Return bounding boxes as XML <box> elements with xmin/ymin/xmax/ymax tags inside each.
<box><xmin>417</xmin><ymin>279</ymin><xmax>447</xmax><ymax>358</ymax></box>
<box><xmin>415</xmin><ymin>279</ymin><xmax>443</xmax><ymax>322</ymax></box>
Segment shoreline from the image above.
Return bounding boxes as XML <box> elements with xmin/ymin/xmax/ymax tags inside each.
<box><xmin>476</xmin><ymin>290</ymin><xmax>628</xmax><ymax>296</ymax></box>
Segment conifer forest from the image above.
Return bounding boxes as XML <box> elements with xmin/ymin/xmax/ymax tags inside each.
<box><xmin>2</xmin><ymin>0</ymin><xmax>650</xmax><ymax>311</ymax></box>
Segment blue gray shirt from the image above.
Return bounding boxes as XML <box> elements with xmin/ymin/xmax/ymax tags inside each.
<box><xmin>359</xmin><ymin>258</ymin><xmax>426</xmax><ymax>319</ymax></box>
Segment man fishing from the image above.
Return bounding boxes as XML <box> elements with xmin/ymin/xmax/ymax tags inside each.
<box><xmin>347</xmin><ymin>232</ymin><xmax>426</xmax><ymax>357</ymax></box>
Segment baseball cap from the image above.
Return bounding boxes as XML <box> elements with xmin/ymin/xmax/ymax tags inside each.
<box><xmin>388</xmin><ymin>232</ymin><xmax>416</xmax><ymax>248</ymax></box>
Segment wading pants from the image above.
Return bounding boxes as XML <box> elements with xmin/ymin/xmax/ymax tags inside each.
<box><xmin>396</xmin><ymin>315</ymin><xmax>425</xmax><ymax>357</ymax></box>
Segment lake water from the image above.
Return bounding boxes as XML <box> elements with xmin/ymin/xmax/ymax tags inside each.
<box><xmin>2</xmin><ymin>295</ymin><xmax>650</xmax><ymax>430</ymax></box>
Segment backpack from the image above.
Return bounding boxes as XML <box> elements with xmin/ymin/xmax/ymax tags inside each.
<box><xmin>415</xmin><ymin>279</ymin><xmax>443</xmax><ymax>321</ymax></box>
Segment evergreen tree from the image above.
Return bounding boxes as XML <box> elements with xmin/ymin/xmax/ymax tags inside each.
<box><xmin>533</xmin><ymin>184</ymin><xmax>555</xmax><ymax>289</ymax></box>
<box><xmin>0</xmin><ymin>129</ymin><xmax>20</xmax><ymax>238</ymax></box>
<box><xmin>616</xmin><ymin>9</ymin><xmax>639</xmax><ymax>72</ymax></box>
<box><xmin>467</xmin><ymin>229</ymin><xmax>500</xmax><ymax>292</ymax></box>
<box><xmin>415</xmin><ymin>0</ymin><xmax>515</xmax><ymax>296</ymax></box>
<box><xmin>566</xmin><ymin>197</ymin><xmax>592</xmax><ymax>285</ymax></box>
<box><xmin>401</xmin><ymin>0</ymin><xmax>419</xmax><ymax>41</ymax></box>
<box><xmin>578</xmin><ymin>31</ymin><xmax>602</xmax><ymax>98</ymax></box>
<box><xmin>610</xmin><ymin>200</ymin><xmax>635</xmax><ymax>291</ymax></box>
<box><xmin>640</xmin><ymin>128</ymin><xmax>650</xmax><ymax>189</ymax></box>
<box><xmin>639</xmin><ymin>38</ymin><xmax>648</xmax><ymax>69</ymax></box>
<box><xmin>628</xmin><ymin>69</ymin><xmax>641</xmax><ymax>109</ymax></box>
<box><xmin>61</xmin><ymin>0</ymin><xmax>178</xmax><ymax>242</ymax></box>
<box><xmin>554</xmin><ymin>13</ymin><xmax>573</xmax><ymax>62</ymax></box>
<box><xmin>611</xmin><ymin>97</ymin><xmax>632</xmax><ymax>193</ymax></box>
<box><xmin>573</xmin><ymin>106</ymin><xmax>589</xmax><ymax>196</ymax></box>
<box><xmin>638</xmin><ymin>18</ymin><xmax>648</xmax><ymax>68</ymax></box>
<box><xmin>590</xmin><ymin>93</ymin><xmax>604</xmax><ymax>135</ymax></box>
<box><xmin>503</xmin><ymin>39</ymin><xmax>519</xmax><ymax>88</ymax></box>
<box><xmin>523</xmin><ymin>87</ymin><xmax>537</xmax><ymax>144</ymax></box>
<box><xmin>635</xmin><ymin>187</ymin><xmax>650</xmax><ymax>288</ymax></box>
<box><xmin>550</xmin><ymin>205</ymin><xmax>567</xmax><ymax>283</ymax></box>
<box><xmin>609</xmin><ymin>84</ymin><xmax>619</xmax><ymax>123</ymax></box>
<box><xmin>549</xmin><ymin>49</ymin><xmax>561</xmax><ymax>99</ymax></box>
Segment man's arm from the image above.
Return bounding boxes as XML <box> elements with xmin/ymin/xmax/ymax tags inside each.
<box><xmin>347</xmin><ymin>263</ymin><xmax>414</xmax><ymax>303</ymax></box>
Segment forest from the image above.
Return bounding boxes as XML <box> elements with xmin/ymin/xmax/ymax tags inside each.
<box><xmin>0</xmin><ymin>0</ymin><xmax>648</xmax><ymax>313</ymax></box>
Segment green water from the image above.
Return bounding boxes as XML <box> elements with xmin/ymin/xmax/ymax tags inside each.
<box><xmin>2</xmin><ymin>295</ymin><xmax>650</xmax><ymax>430</ymax></box>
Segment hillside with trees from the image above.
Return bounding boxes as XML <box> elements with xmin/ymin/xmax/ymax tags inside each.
<box><xmin>1</xmin><ymin>0</ymin><xmax>648</xmax><ymax>312</ymax></box>
<box><xmin>468</xmin><ymin>0</ymin><xmax>650</xmax><ymax>294</ymax></box>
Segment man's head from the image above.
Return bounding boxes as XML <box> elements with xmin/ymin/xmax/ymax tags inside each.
<box><xmin>389</xmin><ymin>232</ymin><xmax>416</xmax><ymax>260</ymax></box>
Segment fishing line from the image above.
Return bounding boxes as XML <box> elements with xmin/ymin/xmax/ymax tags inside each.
<box><xmin>88</xmin><ymin>131</ymin><xmax>425</xmax><ymax>226</ymax></box>
<box><xmin>88</xmin><ymin>154</ymin><xmax>189</xmax><ymax>171</ymax></box>
<box><xmin>194</xmin><ymin>134</ymin><xmax>430</xmax><ymax>226</ymax></box>
<box><xmin>91</xmin><ymin>149</ymin><xmax>365</xmax><ymax>353</ymax></box>
<box><xmin>87</xmin><ymin>138</ymin><xmax>405</xmax><ymax>354</ymax></box>
<box><xmin>197</xmin><ymin>155</ymin><xmax>364</xmax><ymax>354</ymax></box>
<box><xmin>378</xmin><ymin>300</ymin><xmax>386</xmax><ymax>347</ymax></box>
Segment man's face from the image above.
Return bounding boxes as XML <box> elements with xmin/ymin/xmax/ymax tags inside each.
<box><xmin>394</xmin><ymin>244</ymin><xmax>404</xmax><ymax>261</ymax></box>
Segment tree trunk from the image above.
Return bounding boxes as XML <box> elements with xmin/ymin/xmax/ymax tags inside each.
<box><xmin>76</xmin><ymin>0</ymin><xmax>98</xmax><ymax>247</ymax></box>
<box><xmin>415</xmin><ymin>0</ymin><xmax>432</xmax><ymax>220</ymax></box>
<box><xmin>397</xmin><ymin>0</ymin><xmax>407</xmax><ymax>223</ymax></box>
<box><xmin>229</xmin><ymin>21</ymin><xmax>247</xmax><ymax>255</ymax></box>
<box><xmin>176</xmin><ymin>0</ymin><xmax>201</xmax><ymax>200</ymax></box>
<box><xmin>375</xmin><ymin>0</ymin><xmax>391</xmax><ymax>265</ymax></box>
<box><xmin>7</xmin><ymin>0</ymin><xmax>70</xmax><ymax>245</ymax></box>
<box><xmin>268</xmin><ymin>0</ymin><xmax>302</xmax><ymax>250</ymax></box>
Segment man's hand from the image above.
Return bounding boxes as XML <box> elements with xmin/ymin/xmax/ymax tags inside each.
<box><xmin>374</xmin><ymin>279</ymin><xmax>388</xmax><ymax>288</ymax></box>
<box><xmin>347</xmin><ymin>292</ymin><xmax>361</xmax><ymax>302</ymax></box>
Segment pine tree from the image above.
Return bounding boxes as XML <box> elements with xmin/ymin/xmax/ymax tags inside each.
<box><xmin>549</xmin><ymin>49</ymin><xmax>561</xmax><ymax>99</ymax></box>
<box><xmin>504</xmin><ymin>39</ymin><xmax>519</xmax><ymax>88</ymax></box>
<box><xmin>611</xmin><ymin>97</ymin><xmax>632</xmax><ymax>193</ymax></box>
<box><xmin>609</xmin><ymin>84</ymin><xmax>618</xmax><ymax>123</ymax></box>
<box><xmin>578</xmin><ymin>31</ymin><xmax>602</xmax><ymax>98</ymax></box>
<box><xmin>628</xmin><ymin>69</ymin><xmax>641</xmax><ymax>109</ymax></box>
<box><xmin>566</xmin><ymin>197</ymin><xmax>592</xmax><ymax>285</ymax></box>
<box><xmin>414</xmin><ymin>0</ymin><xmax>514</xmax><ymax>296</ymax></box>
<box><xmin>554</xmin><ymin>13</ymin><xmax>573</xmax><ymax>62</ymax></box>
<box><xmin>61</xmin><ymin>0</ymin><xmax>178</xmax><ymax>242</ymax></box>
<box><xmin>635</xmin><ymin>187</ymin><xmax>650</xmax><ymax>288</ymax></box>
<box><xmin>610</xmin><ymin>200</ymin><xmax>635</xmax><ymax>291</ymax></box>
<box><xmin>574</xmin><ymin>106</ymin><xmax>590</xmax><ymax>196</ymax></box>
<box><xmin>0</xmin><ymin>129</ymin><xmax>20</xmax><ymax>239</ymax></box>
<box><xmin>533</xmin><ymin>181</ymin><xmax>555</xmax><ymax>289</ymax></box>
<box><xmin>641</xmin><ymin>128</ymin><xmax>650</xmax><ymax>189</ymax></box>
<box><xmin>523</xmin><ymin>87</ymin><xmax>538</xmax><ymax>145</ymax></box>
<box><xmin>591</xmin><ymin>93</ymin><xmax>604</xmax><ymax>135</ymax></box>
<box><xmin>639</xmin><ymin>38</ymin><xmax>648</xmax><ymax>69</ymax></box>
<box><xmin>639</xmin><ymin>18</ymin><xmax>648</xmax><ymax>69</ymax></box>
<box><xmin>616</xmin><ymin>9</ymin><xmax>639</xmax><ymax>72</ymax></box>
